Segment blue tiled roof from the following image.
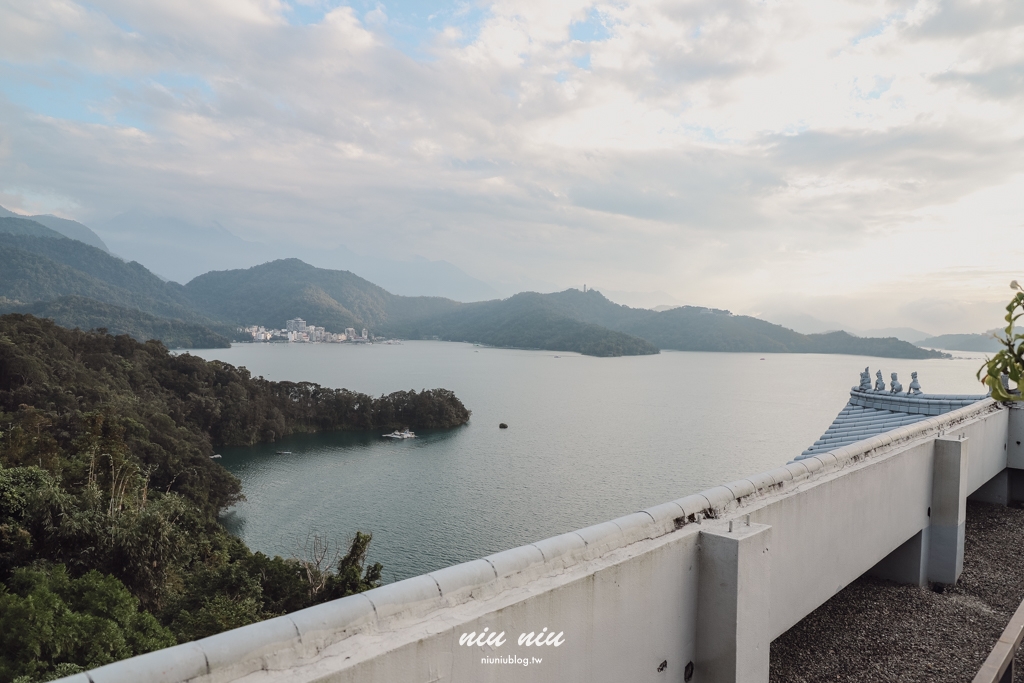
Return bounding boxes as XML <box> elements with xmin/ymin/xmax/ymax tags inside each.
<box><xmin>795</xmin><ymin>388</ymin><xmax>988</xmax><ymax>460</ymax></box>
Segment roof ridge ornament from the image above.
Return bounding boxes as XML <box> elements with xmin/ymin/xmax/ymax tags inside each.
<box><xmin>874</xmin><ymin>369</ymin><xmax>886</xmax><ymax>392</ymax></box>
<box><xmin>890</xmin><ymin>372</ymin><xmax>903</xmax><ymax>394</ymax></box>
<box><xmin>857</xmin><ymin>367</ymin><xmax>872</xmax><ymax>392</ymax></box>
<box><xmin>909</xmin><ymin>371</ymin><xmax>922</xmax><ymax>395</ymax></box>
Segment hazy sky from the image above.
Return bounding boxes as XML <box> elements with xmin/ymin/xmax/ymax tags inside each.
<box><xmin>1</xmin><ymin>0</ymin><xmax>1022</xmax><ymax>333</ymax></box>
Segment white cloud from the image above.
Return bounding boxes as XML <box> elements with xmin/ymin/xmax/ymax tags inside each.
<box><xmin>0</xmin><ymin>0</ymin><xmax>1023</xmax><ymax>331</ymax></box>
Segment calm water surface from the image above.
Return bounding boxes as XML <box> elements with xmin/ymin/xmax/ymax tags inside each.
<box><xmin>188</xmin><ymin>342</ymin><xmax>987</xmax><ymax>581</ymax></box>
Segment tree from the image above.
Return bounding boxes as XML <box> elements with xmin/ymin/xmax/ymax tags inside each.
<box><xmin>978</xmin><ymin>282</ymin><xmax>1019</xmax><ymax>401</ymax></box>
<box><xmin>979</xmin><ymin>280</ymin><xmax>1024</xmax><ymax>401</ymax></box>
<box><xmin>0</xmin><ymin>565</ymin><xmax>175</xmax><ymax>683</ymax></box>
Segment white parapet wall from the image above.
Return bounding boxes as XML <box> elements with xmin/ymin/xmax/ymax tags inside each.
<box><xmin>64</xmin><ymin>400</ymin><xmax>1023</xmax><ymax>683</ymax></box>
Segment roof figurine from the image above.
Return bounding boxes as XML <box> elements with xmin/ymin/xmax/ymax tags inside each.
<box><xmin>890</xmin><ymin>372</ymin><xmax>903</xmax><ymax>394</ymax></box>
<box><xmin>874</xmin><ymin>369</ymin><xmax>886</xmax><ymax>392</ymax></box>
<box><xmin>908</xmin><ymin>371</ymin><xmax>922</xmax><ymax>395</ymax></box>
<box><xmin>857</xmin><ymin>367</ymin><xmax>872</xmax><ymax>392</ymax></box>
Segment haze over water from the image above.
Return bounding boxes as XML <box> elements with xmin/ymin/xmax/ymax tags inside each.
<box><xmin>190</xmin><ymin>342</ymin><xmax>987</xmax><ymax>581</ymax></box>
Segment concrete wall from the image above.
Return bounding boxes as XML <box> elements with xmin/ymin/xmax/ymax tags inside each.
<box><xmin>68</xmin><ymin>399</ymin><xmax>1014</xmax><ymax>683</ymax></box>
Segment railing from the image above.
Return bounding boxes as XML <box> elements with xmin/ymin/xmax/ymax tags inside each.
<box><xmin>974</xmin><ymin>597</ymin><xmax>1024</xmax><ymax>683</ymax></box>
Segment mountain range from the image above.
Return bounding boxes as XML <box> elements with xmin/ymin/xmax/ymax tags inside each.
<box><xmin>0</xmin><ymin>216</ymin><xmax>950</xmax><ymax>359</ymax></box>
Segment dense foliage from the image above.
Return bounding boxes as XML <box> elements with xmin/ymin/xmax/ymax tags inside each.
<box><xmin>0</xmin><ymin>314</ymin><xmax>469</xmax><ymax>682</ymax></box>
<box><xmin>979</xmin><ymin>281</ymin><xmax>1024</xmax><ymax>400</ymax></box>
<box><xmin>0</xmin><ymin>232</ymin><xmax>230</xmax><ymax>348</ymax></box>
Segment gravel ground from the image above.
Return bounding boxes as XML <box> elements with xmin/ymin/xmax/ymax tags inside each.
<box><xmin>770</xmin><ymin>502</ymin><xmax>1024</xmax><ymax>682</ymax></box>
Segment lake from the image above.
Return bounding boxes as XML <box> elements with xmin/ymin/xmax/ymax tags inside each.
<box><xmin>188</xmin><ymin>342</ymin><xmax>987</xmax><ymax>582</ymax></box>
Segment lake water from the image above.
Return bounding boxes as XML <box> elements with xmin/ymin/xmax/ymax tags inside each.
<box><xmin>188</xmin><ymin>342</ymin><xmax>988</xmax><ymax>582</ymax></box>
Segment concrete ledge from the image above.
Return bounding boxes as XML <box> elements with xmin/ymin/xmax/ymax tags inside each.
<box><xmin>612</xmin><ymin>511</ymin><xmax>662</xmax><ymax>543</ymax></box>
<box><xmin>746</xmin><ymin>471</ymin><xmax>778</xmax><ymax>492</ymax></box>
<box><xmin>363</xmin><ymin>575</ymin><xmax>441</xmax><ymax>621</ymax></box>
<box><xmin>484</xmin><ymin>544</ymin><xmax>546</xmax><ymax>578</ymax></box>
<box><xmin>574</xmin><ymin>520</ymin><xmax>626</xmax><ymax>556</ymax></box>
<box><xmin>531</xmin><ymin>531</ymin><xmax>586</xmax><ymax>565</ymax></box>
<box><xmin>674</xmin><ymin>493</ymin><xmax>712</xmax><ymax>518</ymax></box>
<box><xmin>288</xmin><ymin>594</ymin><xmax>376</xmax><ymax>657</ymax></box>
<box><xmin>724</xmin><ymin>478</ymin><xmax>757</xmax><ymax>499</ymax></box>
<box><xmin>200</xmin><ymin>615</ymin><xmax>300</xmax><ymax>680</ymax></box>
<box><xmin>86</xmin><ymin>642</ymin><xmax>208</xmax><ymax>683</ymax></box>
<box><xmin>702</xmin><ymin>486</ymin><xmax>736</xmax><ymax>511</ymax></box>
<box><xmin>766</xmin><ymin>466</ymin><xmax>794</xmax><ymax>484</ymax></box>
<box><xmin>642</xmin><ymin>500</ymin><xmax>686</xmax><ymax>529</ymax></box>
<box><xmin>429</xmin><ymin>559</ymin><xmax>498</xmax><ymax>598</ymax></box>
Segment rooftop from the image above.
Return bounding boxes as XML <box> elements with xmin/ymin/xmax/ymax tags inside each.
<box><xmin>797</xmin><ymin>368</ymin><xmax>987</xmax><ymax>459</ymax></box>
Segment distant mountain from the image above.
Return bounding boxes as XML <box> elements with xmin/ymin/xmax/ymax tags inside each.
<box><xmin>386</xmin><ymin>292</ymin><xmax>660</xmax><ymax>357</ymax></box>
<box><xmin>184</xmin><ymin>262</ymin><xmax>947</xmax><ymax>359</ymax></box>
<box><xmin>0</xmin><ymin>296</ymin><xmax>230</xmax><ymax>348</ymax></box>
<box><xmin>524</xmin><ymin>289</ymin><xmax>946</xmax><ymax>359</ymax></box>
<box><xmin>0</xmin><ymin>216</ymin><xmax>67</xmax><ymax>240</ymax></box>
<box><xmin>916</xmin><ymin>332</ymin><xmax>1002</xmax><ymax>353</ymax></box>
<box><xmin>97</xmin><ymin>210</ymin><xmax>499</xmax><ymax>300</ymax></box>
<box><xmin>0</xmin><ymin>229</ymin><xmax>952</xmax><ymax>360</ymax></box>
<box><xmin>861</xmin><ymin>327</ymin><xmax>933</xmax><ymax>344</ymax></box>
<box><xmin>0</xmin><ymin>233</ymin><xmax>232</xmax><ymax>347</ymax></box>
<box><xmin>185</xmin><ymin>260</ymin><xmax>656</xmax><ymax>357</ymax></box>
<box><xmin>184</xmin><ymin>258</ymin><xmax>460</xmax><ymax>332</ymax></box>
<box><xmin>0</xmin><ymin>205</ymin><xmax>108</xmax><ymax>251</ymax></box>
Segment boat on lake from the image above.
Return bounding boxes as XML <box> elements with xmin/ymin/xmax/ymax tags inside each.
<box><xmin>383</xmin><ymin>429</ymin><xmax>416</xmax><ymax>439</ymax></box>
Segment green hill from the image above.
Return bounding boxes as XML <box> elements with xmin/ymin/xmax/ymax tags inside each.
<box><xmin>1</xmin><ymin>236</ymin><xmax>949</xmax><ymax>360</ymax></box>
<box><xmin>184</xmin><ymin>260</ymin><xmax>946</xmax><ymax>359</ymax></box>
<box><xmin>0</xmin><ymin>314</ymin><xmax>470</xmax><ymax>680</ymax></box>
<box><xmin>185</xmin><ymin>260</ymin><xmax>656</xmax><ymax>356</ymax></box>
<box><xmin>438</xmin><ymin>288</ymin><xmax>947</xmax><ymax>359</ymax></box>
<box><xmin>0</xmin><ymin>205</ymin><xmax>108</xmax><ymax>251</ymax></box>
<box><xmin>0</xmin><ymin>216</ymin><xmax>67</xmax><ymax>239</ymax></box>
<box><xmin>388</xmin><ymin>291</ymin><xmax>660</xmax><ymax>356</ymax></box>
<box><xmin>184</xmin><ymin>258</ymin><xmax>459</xmax><ymax>332</ymax></box>
<box><xmin>0</xmin><ymin>234</ymin><xmax>232</xmax><ymax>347</ymax></box>
<box><xmin>0</xmin><ymin>296</ymin><xmax>230</xmax><ymax>348</ymax></box>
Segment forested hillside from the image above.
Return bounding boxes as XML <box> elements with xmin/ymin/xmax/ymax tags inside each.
<box><xmin>0</xmin><ymin>296</ymin><xmax>230</xmax><ymax>349</ymax></box>
<box><xmin>388</xmin><ymin>291</ymin><xmax>660</xmax><ymax>356</ymax></box>
<box><xmin>0</xmin><ymin>315</ymin><xmax>471</xmax><ymax>681</ymax></box>
<box><xmin>0</xmin><ymin>233</ymin><xmax>231</xmax><ymax>348</ymax></box>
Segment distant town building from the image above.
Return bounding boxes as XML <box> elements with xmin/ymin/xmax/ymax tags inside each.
<box><xmin>243</xmin><ymin>320</ymin><xmax>375</xmax><ymax>344</ymax></box>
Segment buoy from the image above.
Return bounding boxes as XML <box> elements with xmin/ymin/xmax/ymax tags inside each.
<box><xmin>499</xmin><ymin>423</ymin><xmax>508</xmax><ymax>429</ymax></box>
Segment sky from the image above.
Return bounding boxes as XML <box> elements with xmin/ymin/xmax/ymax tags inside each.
<box><xmin>1</xmin><ymin>0</ymin><xmax>1023</xmax><ymax>334</ymax></box>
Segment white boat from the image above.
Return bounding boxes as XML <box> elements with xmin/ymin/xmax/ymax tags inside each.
<box><xmin>383</xmin><ymin>429</ymin><xmax>416</xmax><ymax>439</ymax></box>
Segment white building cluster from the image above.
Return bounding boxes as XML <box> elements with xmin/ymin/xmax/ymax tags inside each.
<box><xmin>241</xmin><ymin>318</ymin><xmax>371</xmax><ymax>344</ymax></box>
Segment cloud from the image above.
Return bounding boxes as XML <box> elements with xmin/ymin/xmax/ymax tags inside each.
<box><xmin>1</xmin><ymin>0</ymin><xmax>1023</xmax><ymax>330</ymax></box>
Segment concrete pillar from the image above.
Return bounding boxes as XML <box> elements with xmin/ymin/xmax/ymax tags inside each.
<box><xmin>1009</xmin><ymin>404</ymin><xmax>1024</xmax><ymax>470</ymax></box>
<box><xmin>696</xmin><ymin>522</ymin><xmax>771</xmax><ymax>683</ymax></box>
<box><xmin>929</xmin><ymin>437</ymin><xmax>968</xmax><ymax>585</ymax></box>
<box><xmin>868</xmin><ymin>529</ymin><xmax>928</xmax><ymax>587</ymax></box>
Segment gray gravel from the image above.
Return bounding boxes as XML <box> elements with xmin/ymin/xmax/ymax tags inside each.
<box><xmin>770</xmin><ymin>502</ymin><xmax>1024</xmax><ymax>682</ymax></box>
